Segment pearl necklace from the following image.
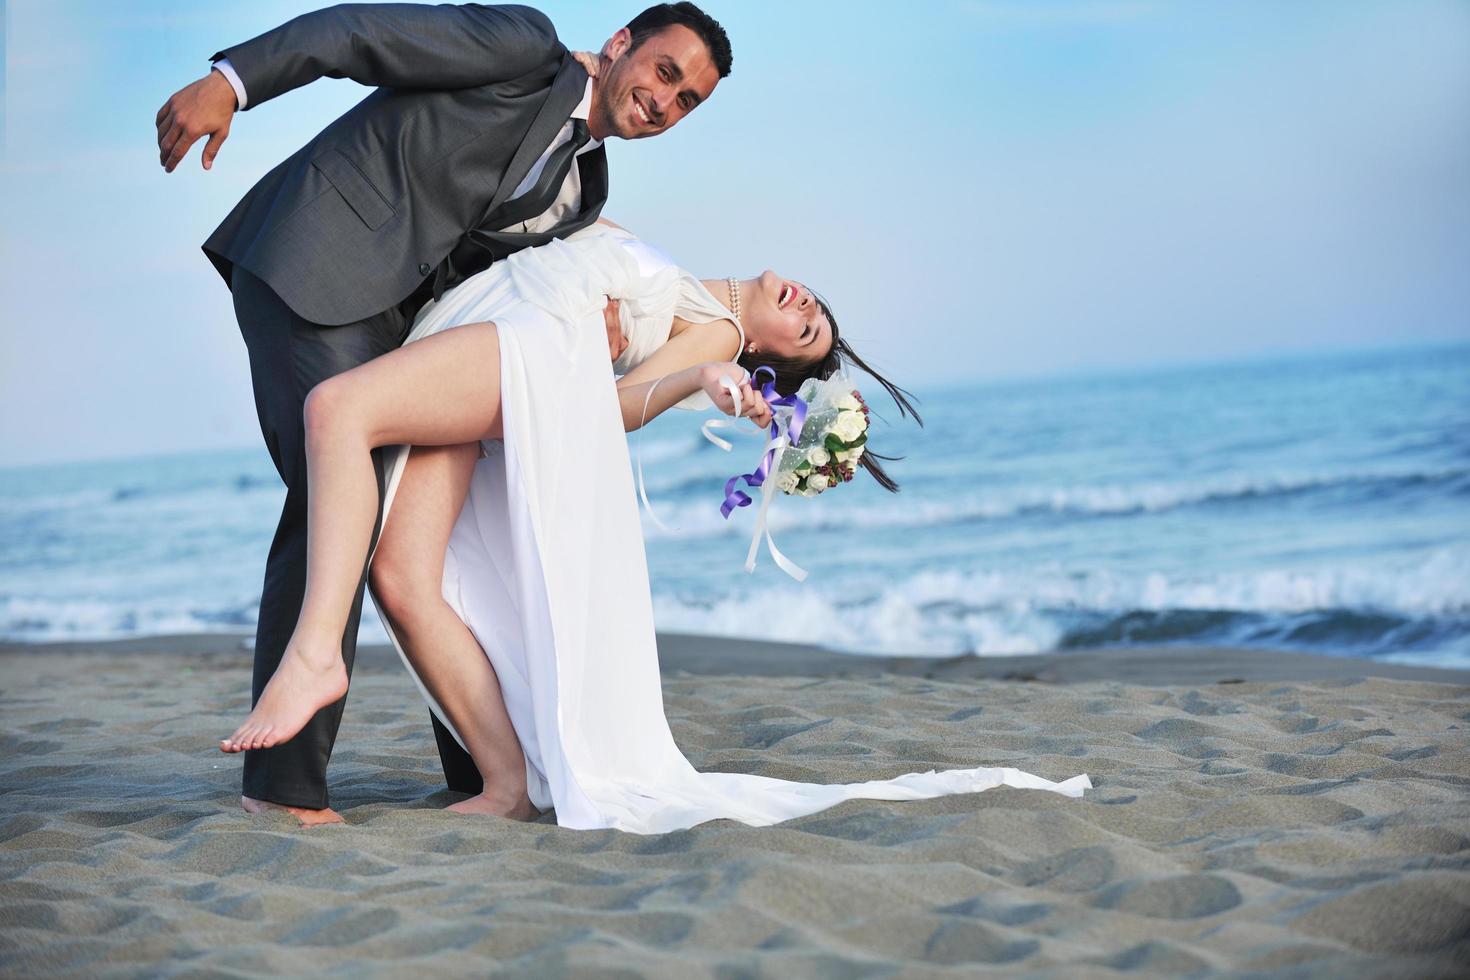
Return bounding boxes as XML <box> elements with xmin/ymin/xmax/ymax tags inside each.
<box><xmin>727</xmin><ymin>277</ymin><xmax>753</xmax><ymax>355</ymax></box>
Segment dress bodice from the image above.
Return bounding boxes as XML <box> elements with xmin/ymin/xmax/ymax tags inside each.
<box><xmin>412</xmin><ymin>223</ymin><xmax>744</xmax><ymax>413</ymax></box>
<box><xmin>566</xmin><ymin>224</ymin><xmax>745</xmax><ymax>412</ymax></box>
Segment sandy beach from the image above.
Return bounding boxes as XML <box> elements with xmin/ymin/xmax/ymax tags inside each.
<box><xmin>2</xmin><ymin>635</ymin><xmax>1467</xmax><ymax>977</ymax></box>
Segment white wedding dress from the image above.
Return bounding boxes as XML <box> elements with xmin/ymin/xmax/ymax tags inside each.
<box><xmin>368</xmin><ymin>224</ymin><xmax>1091</xmax><ymax>834</ymax></box>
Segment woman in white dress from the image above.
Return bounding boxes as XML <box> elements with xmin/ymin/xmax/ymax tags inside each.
<box><xmin>220</xmin><ymin>223</ymin><xmax>1091</xmax><ymax>833</ymax></box>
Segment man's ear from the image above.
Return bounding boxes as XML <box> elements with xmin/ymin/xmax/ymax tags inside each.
<box><xmin>600</xmin><ymin>27</ymin><xmax>632</xmax><ymax>64</ymax></box>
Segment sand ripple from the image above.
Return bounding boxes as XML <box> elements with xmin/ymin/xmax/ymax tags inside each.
<box><xmin>1</xmin><ymin>650</ymin><xmax>1467</xmax><ymax>976</ymax></box>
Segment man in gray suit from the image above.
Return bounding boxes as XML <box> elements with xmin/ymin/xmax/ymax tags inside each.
<box><xmin>156</xmin><ymin>2</ymin><xmax>731</xmax><ymax>825</ymax></box>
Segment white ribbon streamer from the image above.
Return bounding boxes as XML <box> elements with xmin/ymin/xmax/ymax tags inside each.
<box><xmin>635</xmin><ymin>375</ymin><xmax>679</xmax><ymax>533</ymax></box>
<box><xmin>635</xmin><ymin>372</ymin><xmax>750</xmax><ymax>533</ymax></box>
<box><xmin>635</xmin><ymin>369</ymin><xmax>808</xmax><ymax>582</ymax></box>
<box><xmin>742</xmin><ymin>429</ymin><xmax>809</xmax><ymax>582</ymax></box>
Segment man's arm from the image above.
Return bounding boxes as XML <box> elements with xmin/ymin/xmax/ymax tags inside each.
<box><xmin>217</xmin><ymin>3</ymin><xmax>561</xmax><ymax>109</ymax></box>
<box><xmin>155</xmin><ymin>3</ymin><xmax>562</xmax><ymax>173</ymax></box>
<box><xmin>212</xmin><ymin>58</ymin><xmax>249</xmax><ymax>110</ymax></box>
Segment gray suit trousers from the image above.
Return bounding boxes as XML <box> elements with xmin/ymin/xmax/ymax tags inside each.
<box><xmin>232</xmin><ymin>268</ymin><xmax>478</xmax><ymax>808</ymax></box>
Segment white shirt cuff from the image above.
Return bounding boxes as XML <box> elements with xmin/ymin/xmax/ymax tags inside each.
<box><xmin>212</xmin><ymin>57</ymin><xmax>248</xmax><ymax>110</ymax></box>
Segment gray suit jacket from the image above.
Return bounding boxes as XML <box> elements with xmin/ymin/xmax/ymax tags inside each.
<box><xmin>202</xmin><ymin>3</ymin><xmax>608</xmax><ymax>326</ymax></box>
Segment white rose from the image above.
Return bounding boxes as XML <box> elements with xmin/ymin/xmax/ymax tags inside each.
<box><xmin>775</xmin><ymin>471</ymin><xmax>800</xmax><ymax>493</ymax></box>
<box><xmin>807</xmin><ymin>473</ymin><xmax>831</xmax><ymax>491</ymax></box>
<box><xmin>806</xmin><ymin>446</ymin><xmax>830</xmax><ymax>466</ymax></box>
<box><xmin>847</xmin><ymin>443</ymin><xmax>865</xmax><ymax>462</ymax></box>
<box><xmin>837</xmin><ymin>394</ymin><xmax>862</xmax><ymax>412</ymax></box>
<box><xmin>833</xmin><ymin>410</ymin><xmax>866</xmax><ymax>443</ymax></box>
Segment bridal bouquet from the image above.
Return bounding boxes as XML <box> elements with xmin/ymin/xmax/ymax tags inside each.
<box><xmin>703</xmin><ymin>369</ymin><xmax>872</xmax><ymax>581</ymax></box>
<box><xmin>638</xmin><ymin>367</ymin><xmax>873</xmax><ymax>582</ymax></box>
<box><xmin>771</xmin><ymin>377</ymin><xmax>870</xmax><ymax>497</ymax></box>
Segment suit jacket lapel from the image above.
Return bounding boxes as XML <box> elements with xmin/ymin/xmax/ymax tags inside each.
<box><xmin>467</xmin><ymin>143</ymin><xmax>608</xmax><ymax>256</ymax></box>
<box><xmin>478</xmin><ymin>54</ymin><xmax>591</xmax><ymax>223</ymax></box>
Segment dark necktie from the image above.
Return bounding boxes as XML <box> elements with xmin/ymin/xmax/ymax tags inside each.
<box><xmin>483</xmin><ymin>118</ymin><xmax>592</xmax><ymax>232</ymax></box>
<box><xmin>431</xmin><ymin>118</ymin><xmax>591</xmax><ymax>301</ymax></box>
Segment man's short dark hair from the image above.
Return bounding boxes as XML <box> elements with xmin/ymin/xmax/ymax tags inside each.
<box><xmin>626</xmin><ymin>3</ymin><xmax>732</xmax><ymax>78</ymax></box>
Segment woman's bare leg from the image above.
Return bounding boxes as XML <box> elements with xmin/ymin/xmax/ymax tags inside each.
<box><xmin>369</xmin><ymin>442</ymin><xmax>536</xmax><ymax>820</ymax></box>
<box><xmin>222</xmin><ymin>320</ymin><xmax>508</xmax><ymax>753</ymax></box>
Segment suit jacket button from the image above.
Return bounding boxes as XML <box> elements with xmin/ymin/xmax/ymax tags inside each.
<box><xmin>418</xmin><ymin>262</ymin><xmax>432</xmax><ymax>276</ymax></box>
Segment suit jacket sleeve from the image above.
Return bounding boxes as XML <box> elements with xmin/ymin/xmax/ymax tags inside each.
<box><xmin>211</xmin><ymin>3</ymin><xmax>562</xmax><ymax>110</ymax></box>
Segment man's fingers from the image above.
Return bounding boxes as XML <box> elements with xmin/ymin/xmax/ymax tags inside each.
<box><xmin>155</xmin><ymin>102</ymin><xmax>173</xmax><ymax>131</ymax></box>
<box><xmin>159</xmin><ymin>122</ymin><xmax>184</xmax><ymax>166</ymax></box>
<box><xmin>602</xmin><ymin>298</ymin><xmax>622</xmax><ymax>358</ymax></box>
<box><xmin>570</xmin><ymin>50</ymin><xmax>600</xmax><ymax>78</ymax></box>
<box><xmin>201</xmin><ymin>123</ymin><xmax>230</xmax><ymax>170</ymax></box>
<box><xmin>164</xmin><ymin>129</ymin><xmax>200</xmax><ymax>173</ymax></box>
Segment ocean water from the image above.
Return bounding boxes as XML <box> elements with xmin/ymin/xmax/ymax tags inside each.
<box><xmin>3</xmin><ymin>342</ymin><xmax>1467</xmax><ymax>668</ymax></box>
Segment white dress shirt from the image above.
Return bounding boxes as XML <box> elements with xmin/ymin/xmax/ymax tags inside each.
<box><xmin>499</xmin><ymin>77</ymin><xmax>601</xmax><ymax>234</ymax></box>
<box><xmin>212</xmin><ymin>59</ymin><xmax>601</xmax><ymax>235</ymax></box>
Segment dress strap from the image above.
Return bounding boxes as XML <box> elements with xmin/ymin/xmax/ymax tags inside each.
<box><xmin>676</xmin><ymin>271</ymin><xmax>744</xmax><ymax>352</ymax></box>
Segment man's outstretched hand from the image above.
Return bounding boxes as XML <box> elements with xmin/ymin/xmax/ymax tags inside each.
<box><xmin>156</xmin><ymin>69</ymin><xmax>238</xmax><ymax>173</ymax></box>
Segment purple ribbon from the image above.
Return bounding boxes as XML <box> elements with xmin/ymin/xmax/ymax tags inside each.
<box><xmin>720</xmin><ymin>367</ymin><xmax>809</xmax><ymax>519</ymax></box>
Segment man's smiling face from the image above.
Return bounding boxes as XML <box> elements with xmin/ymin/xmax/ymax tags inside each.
<box><xmin>588</xmin><ymin>25</ymin><xmax>720</xmax><ymax>140</ymax></box>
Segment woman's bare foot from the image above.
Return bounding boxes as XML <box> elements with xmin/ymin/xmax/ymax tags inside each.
<box><xmin>446</xmin><ymin>786</ymin><xmax>540</xmax><ymax>821</ymax></box>
<box><xmin>241</xmin><ymin>795</ymin><xmax>345</xmax><ymax>826</ymax></box>
<box><xmin>220</xmin><ymin>645</ymin><xmax>348</xmax><ymax>753</ymax></box>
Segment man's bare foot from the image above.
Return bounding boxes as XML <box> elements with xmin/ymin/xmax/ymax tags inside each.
<box><xmin>446</xmin><ymin>787</ymin><xmax>540</xmax><ymax>821</ymax></box>
<box><xmin>220</xmin><ymin>645</ymin><xmax>348</xmax><ymax>753</ymax></box>
<box><xmin>241</xmin><ymin>795</ymin><xmax>345</xmax><ymax>826</ymax></box>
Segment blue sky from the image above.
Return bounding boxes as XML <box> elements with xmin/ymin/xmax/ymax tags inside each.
<box><xmin>1</xmin><ymin>0</ymin><xmax>1467</xmax><ymax>466</ymax></box>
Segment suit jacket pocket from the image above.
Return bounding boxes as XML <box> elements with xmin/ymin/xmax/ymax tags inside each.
<box><xmin>311</xmin><ymin>148</ymin><xmax>395</xmax><ymax>230</ymax></box>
